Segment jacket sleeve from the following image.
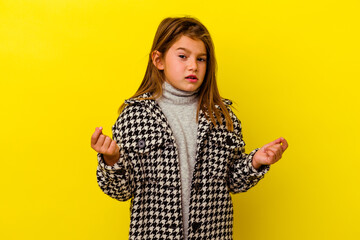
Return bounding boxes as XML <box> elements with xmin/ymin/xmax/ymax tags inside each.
<box><xmin>227</xmin><ymin>109</ymin><xmax>270</xmax><ymax>194</ymax></box>
<box><xmin>96</xmin><ymin>115</ymin><xmax>134</xmax><ymax>201</ymax></box>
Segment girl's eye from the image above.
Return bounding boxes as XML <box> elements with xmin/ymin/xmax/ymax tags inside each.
<box><xmin>178</xmin><ymin>55</ymin><xmax>186</xmax><ymax>59</ymax></box>
<box><xmin>197</xmin><ymin>57</ymin><xmax>206</xmax><ymax>62</ymax></box>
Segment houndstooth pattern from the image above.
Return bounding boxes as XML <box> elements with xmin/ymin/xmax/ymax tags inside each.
<box><xmin>96</xmin><ymin>93</ymin><xmax>270</xmax><ymax>240</ymax></box>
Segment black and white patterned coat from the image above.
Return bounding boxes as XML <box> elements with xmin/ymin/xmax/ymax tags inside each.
<box><xmin>96</xmin><ymin>93</ymin><xmax>270</xmax><ymax>240</ymax></box>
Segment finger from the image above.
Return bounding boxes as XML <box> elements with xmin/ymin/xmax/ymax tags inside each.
<box><xmin>265</xmin><ymin>149</ymin><xmax>276</xmax><ymax>163</ymax></box>
<box><xmin>108</xmin><ymin>140</ymin><xmax>118</xmax><ymax>154</ymax></box>
<box><xmin>274</xmin><ymin>147</ymin><xmax>281</xmax><ymax>161</ymax></box>
<box><xmin>267</xmin><ymin>144</ymin><xmax>283</xmax><ymax>161</ymax></box>
<box><xmin>102</xmin><ymin>136</ymin><xmax>112</xmax><ymax>152</ymax></box>
<box><xmin>91</xmin><ymin>127</ymin><xmax>103</xmax><ymax>146</ymax></box>
<box><xmin>261</xmin><ymin>138</ymin><xmax>283</xmax><ymax>150</ymax></box>
<box><xmin>269</xmin><ymin>145</ymin><xmax>283</xmax><ymax>164</ymax></box>
<box><xmin>280</xmin><ymin>138</ymin><xmax>289</xmax><ymax>152</ymax></box>
<box><xmin>264</xmin><ymin>143</ymin><xmax>282</xmax><ymax>153</ymax></box>
<box><xmin>95</xmin><ymin>134</ymin><xmax>106</xmax><ymax>151</ymax></box>
<box><xmin>267</xmin><ymin>144</ymin><xmax>283</xmax><ymax>153</ymax></box>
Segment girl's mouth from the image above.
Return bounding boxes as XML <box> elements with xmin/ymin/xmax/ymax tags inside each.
<box><xmin>185</xmin><ymin>75</ymin><xmax>198</xmax><ymax>82</ymax></box>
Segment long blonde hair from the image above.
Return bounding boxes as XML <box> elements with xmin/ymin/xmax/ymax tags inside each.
<box><xmin>119</xmin><ymin>17</ymin><xmax>233</xmax><ymax>131</ymax></box>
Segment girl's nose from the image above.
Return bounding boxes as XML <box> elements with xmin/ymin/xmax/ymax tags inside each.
<box><xmin>188</xmin><ymin>58</ymin><xmax>198</xmax><ymax>71</ymax></box>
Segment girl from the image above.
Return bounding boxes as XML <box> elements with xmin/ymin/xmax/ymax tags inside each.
<box><xmin>91</xmin><ymin>17</ymin><xmax>288</xmax><ymax>240</ymax></box>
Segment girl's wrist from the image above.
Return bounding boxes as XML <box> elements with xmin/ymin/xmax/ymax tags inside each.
<box><xmin>252</xmin><ymin>158</ymin><xmax>262</xmax><ymax>170</ymax></box>
<box><xmin>103</xmin><ymin>153</ymin><xmax>119</xmax><ymax>166</ymax></box>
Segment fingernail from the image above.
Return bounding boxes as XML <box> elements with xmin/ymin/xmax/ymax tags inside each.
<box><xmin>99</xmin><ymin>127</ymin><xmax>103</xmax><ymax>130</ymax></box>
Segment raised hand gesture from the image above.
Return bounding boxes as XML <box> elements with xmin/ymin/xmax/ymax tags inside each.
<box><xmin>252</xmin><ymin>137</ymin><xmax>288</xmax><ymax>170</ymax></box>
<box><xmin>91</xmin><ymin>127</ymin><xmax>120</xmax><ymax>166</ymax></box>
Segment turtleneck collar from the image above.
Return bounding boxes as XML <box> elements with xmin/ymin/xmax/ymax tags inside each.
<box><xmin>157</xmin><ymin>81</ymin><xmax>199</xmax><ymax>105</ymax></box>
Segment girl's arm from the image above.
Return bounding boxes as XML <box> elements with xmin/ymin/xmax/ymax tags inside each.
<box><xmin>227</xmin><ymin>119</ymin><xmax>288</xmax><ymax>194</ymax></box>
<box><xmin>91</xmin><ymin>126</ymin><xmax>134</xmax><ymax>201</ymax></box>
<box><xmin>228</xmin><ymin>144</ymin><xmax>269</xmax><ymax>194</ymax></box>
<box><xmin>226</xmin><ymin>108</ymin><xmax>272</xmax><ymax>194</ymax></box>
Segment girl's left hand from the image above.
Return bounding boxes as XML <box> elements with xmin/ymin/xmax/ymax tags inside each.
<box><xmin>252</xmin><ymin>137</ymin><xmax>288</xmax><ymax>170</ymax></box>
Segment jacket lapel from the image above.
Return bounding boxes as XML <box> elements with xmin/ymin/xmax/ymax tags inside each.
<box><xmin>125</xmin><ymin>93</ymin><xmax>177</xmax><ymax>145</ymax></box>
<box><xmin>195</xmin><ymin>100</ymin><xmax>232</xmax><ymax>160</ymax></box>
<box><xmin>195</xmin><ymin>108</ymin><xmax>212</xmax><ymax>158</ymax></box>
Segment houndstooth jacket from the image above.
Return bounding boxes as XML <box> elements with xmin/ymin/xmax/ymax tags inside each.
<box><xmin>96</xmin><ymin>92</ymin><xmax>270</xmax><ymax>240</ymax></box>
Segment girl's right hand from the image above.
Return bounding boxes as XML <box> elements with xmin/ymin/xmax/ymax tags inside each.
<box><xmin>91</xmin><ymin>127</ymin><xmax>120</xmax><ymax>166</ymax></box>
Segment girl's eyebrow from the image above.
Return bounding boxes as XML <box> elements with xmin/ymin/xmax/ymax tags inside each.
<box><xmin>176</xmin><ymin>47</ymin><xmax>207</xmax><ymax>56</ymax></box>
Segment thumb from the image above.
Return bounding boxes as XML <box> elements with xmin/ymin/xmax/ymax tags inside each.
<box><xmin>261</xmin><ymin>137</ymin><xmax>283</xmax><ymax>150</ymax></box>
<box><xmin>91</xmin><ymin>126</ymin><xmax>104</xmax><ymax>146</ymax></box>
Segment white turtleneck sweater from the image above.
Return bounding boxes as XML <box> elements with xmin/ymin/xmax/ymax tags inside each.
<box><xmin>156</xmin><ymin>81</ymin><xmax>199</xmax><ymax>240</ymax></box>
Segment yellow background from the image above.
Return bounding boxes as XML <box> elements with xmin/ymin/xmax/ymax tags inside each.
<box><xmin>1</xmin><ymin>0</ymin><xmax>359</xmax><ymax>239</ymax></box>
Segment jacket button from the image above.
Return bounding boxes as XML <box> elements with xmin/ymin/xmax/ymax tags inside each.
<box><xmin>194</xmin><ymin>183</ymin><xmax>201</xmax><ymax>191</ymax></box>
<box><xmin>138</xmin><ymin>139</ymin><xmax>146</xmax><ymax>149</ymax></box>
<box><xmin>226</xmin><ymin>136</ymin><xmax>233</xmax><ymax>145</ymax></box>
<box><xmin>115</xmin><ymin>168</ymin><xmax>126</xmax><ymax>176</ymax></box>
<box><xmin>192</xmin><ymin>222</ymin><xmax>201</xmax><ymax>231</ymax></box>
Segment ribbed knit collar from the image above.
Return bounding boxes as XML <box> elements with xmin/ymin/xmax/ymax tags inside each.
<box><xmin>157</xmin><ymin>81</ymin><xmax>199</xmax><ymax>105</ymax></box>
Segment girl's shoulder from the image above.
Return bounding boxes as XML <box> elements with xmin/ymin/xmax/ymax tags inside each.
<box><xmin>219</xmin><ymin>98</ymin><xmax>243</xmax><ymax>133</ymax></box>
<box><xmin>115</xmin><ymin>92</ymin><xmax>161</xmax><ymax>128</ymax></box>
<box><xmin>221</xmin><ymin>98</ymin><xmax>233</xmax><ymax>106</ymax></box>
<box><xmin>123</xmin><ymin>92</ymin><xmax>153</xmax><ymax>105</ymax></box>
<box><xmin>119</xmin><ymin>92</ymin><xmax>156</xmax><ymax>115</ymax></box>
<box><xmin>220</xmin><ymin>98</ymin><xmax>235</xmax><ymax>117</ymax></box>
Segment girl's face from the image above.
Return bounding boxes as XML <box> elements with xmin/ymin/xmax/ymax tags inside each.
<box><xmin>155</xmin><ymin>35</ymin><xmax>207</xmax><ymax>92</ymax></box>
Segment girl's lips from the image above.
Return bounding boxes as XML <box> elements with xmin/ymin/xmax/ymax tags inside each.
<box><xmin>186</xmin><ymin>75</ymin><xmax>197</xmax><ymax>79</ymax></box>
<box><xmin>185</xmin><ymin>75</ymin><xmax>198</xmax><ymax>82</ymax></box>
<box><xmin>186</xmin><ymin>78</ymin><xmax>198</xmax><ymax>83</ymax></box>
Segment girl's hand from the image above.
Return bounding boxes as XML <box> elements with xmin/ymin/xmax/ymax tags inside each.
<box><xmin>252</xmin><ymin>137</ymin><xmax>288</xmax><ymax>170</ymax></box>
<box><xmin>91</xmin><ymin>127</ymin><xmax>120</xmax><ymax>166</ymax></box>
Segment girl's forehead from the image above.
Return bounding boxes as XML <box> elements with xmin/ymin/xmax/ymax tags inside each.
<box><xmin>170</xmin><ymin>35</ymin><xmax>206</xmax><ymax>54</ymax></box>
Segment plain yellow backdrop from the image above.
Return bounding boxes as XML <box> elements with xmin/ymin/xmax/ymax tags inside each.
<box><xmin>1</xmin><ymin>0</ymin><xmax>359</xmax><ymax>239</ymax></box>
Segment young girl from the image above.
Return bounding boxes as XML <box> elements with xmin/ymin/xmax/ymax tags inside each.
<box><xmin>91</xmin><ymin>17</ymin><xmax>288</xmax><ymax>240</ymax></box>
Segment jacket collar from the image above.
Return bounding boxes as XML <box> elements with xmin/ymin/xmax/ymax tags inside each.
<box><xmin>124</xmin><ymin>92</ymin><xmax>233</xmax><ymax>107</ymax></box>
<box><xmin>124</xmin><ymin>92</ymin><xmax>154</xmax><ymax>105</ymax></box>
<box><xmin>123</xmin><ymin>92</ymin><xmax>232</xmax><ymax>135</ymax></box>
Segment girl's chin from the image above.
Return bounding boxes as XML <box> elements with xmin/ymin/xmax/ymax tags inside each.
<box><xmin>166</xmin><ymin>82</ymin><xmax>201</xmax><ymax>92</ymax></box>
<box><xmin>180</xmin><ymin>85</ymin><xmax>200</xmax><ymax>92</ymax></box>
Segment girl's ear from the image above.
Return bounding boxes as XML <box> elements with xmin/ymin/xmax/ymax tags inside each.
<box><xmin>151</xmin><ymin>50</ymin><xmax>164</xmax><ymax>70</ymax></box>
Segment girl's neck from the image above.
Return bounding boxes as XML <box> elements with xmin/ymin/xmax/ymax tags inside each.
<box><xmin>158</xmin><ymin>81</ymin><xmax>199</xmax><ymax>105</ymax></box>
